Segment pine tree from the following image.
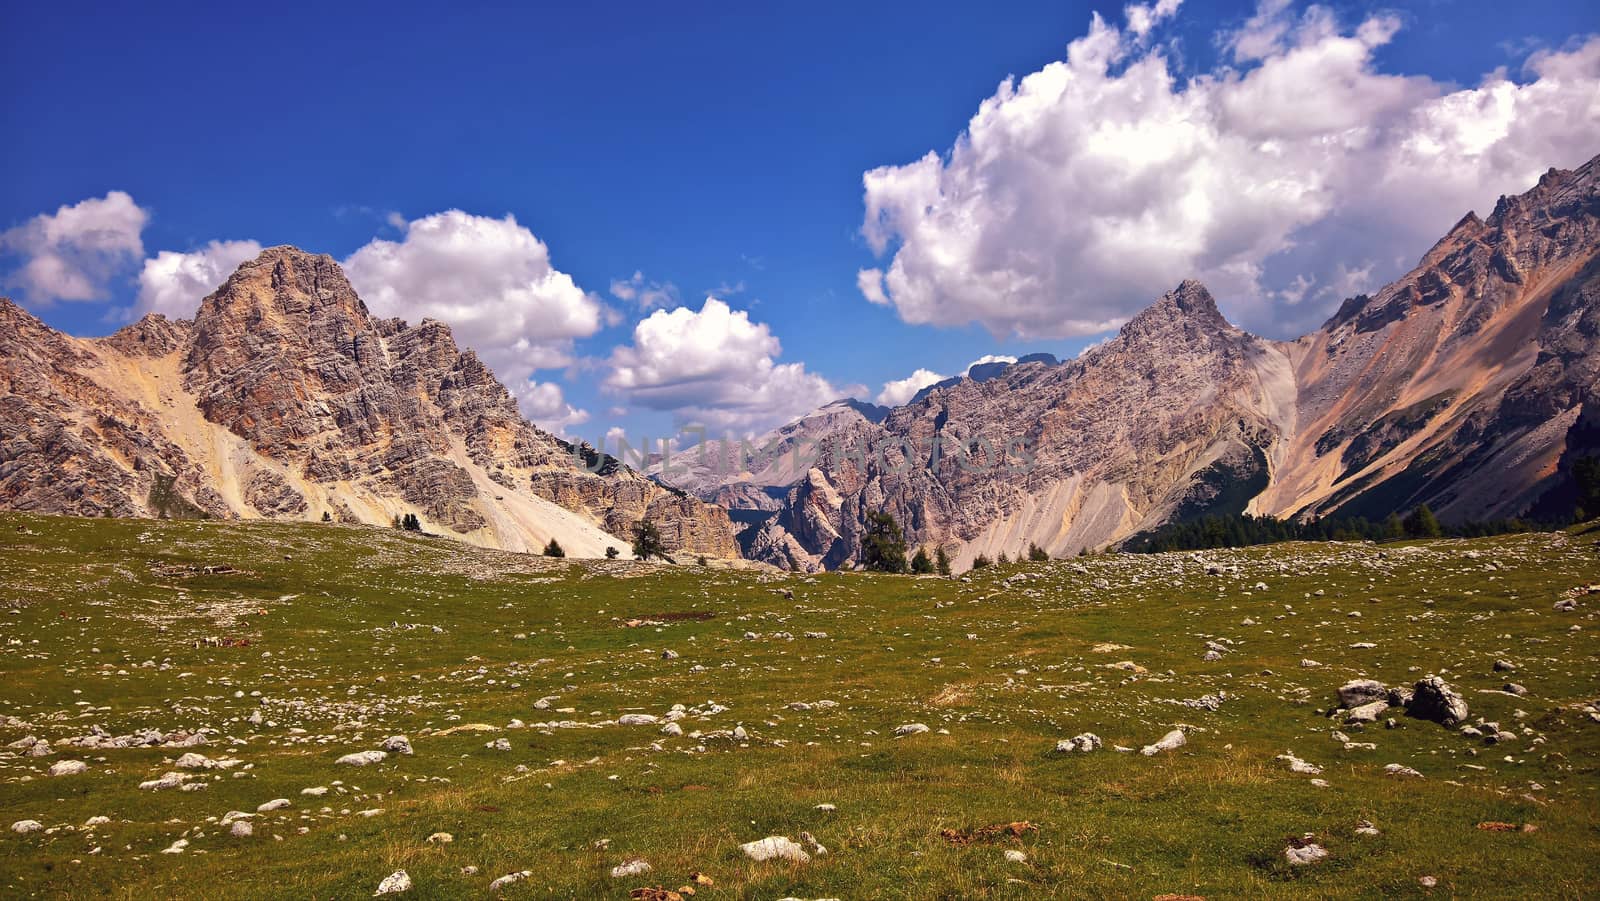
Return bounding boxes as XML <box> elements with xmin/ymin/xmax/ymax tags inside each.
<box><xmin>1403</xmin><ymin>504</ymin><xmax>1442</xmax><ymax>538</ymax></box>
<box><xmin>543</xmin><ymin>538</ymin><xmax>565</xmax><ymax>557</ymax></box>
<box><xmin>910</xmin><ymin>546</ymin><xmax>933</xmax><ymax>574</ymax></box>
<box><xmin>632</xmin><ymin>520</ymin><xmax>667</xmax><ymax>561</ymax></box>
<box><xmin>401</xmin><ymin>513</ymin><xmax>421</xmax><ymax>531</ymax></box>
<box><xmin>1383</xmin><ymin>512</ymin><xmax>1405</xmax><ymax>539</ymax></box>
<box><xmin>970</xmin><ymin>554</ymin><xmax>992</xmax><ymax>570</ymax></box>
<box><xmin>935</xmin><ymin>546</ymin><xmax>951</xmax><ymax>576</ymax></box>
<box><xmin>1027</xmin><ymin>542</ymin><xmax>1049</xmax><ymax>562</ymax></box>
<box><xmin>860</xmin><ymin>510</ymin><xmax>908</xmax><ymax>573</ymax></box>
<box><xmin>997</xmin><ymin>551</ymin><xmax>1010</xmax><ymax>565</ymax></box>
<box><xmin>605</xmin><ymin>546</ymin><xmax>619</xmax><ymax>559</ymax></box>
<box><xmin>1575</xmin><ymin>455</ymin><xmax>1600</xmax><ymax>521</ymax></box>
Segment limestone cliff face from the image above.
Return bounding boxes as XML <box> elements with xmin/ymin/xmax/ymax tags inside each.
<box><xmin>709</xmin><ymin>154</ymin><xmax>1600</xmax><ymax>570</ymax></box>
<box><xmin>0</xmin><ymin>246</ymin><xmax>738</xmax><ymax>559</ymax></box>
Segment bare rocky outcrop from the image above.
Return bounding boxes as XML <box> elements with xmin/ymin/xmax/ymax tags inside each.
<box><xmin>0</xmin><ymin>247</ymin><xmax>737</xmax><ymax>559</ymax></box>
<box><xmin>729</xmin><ymin>280</ymin><xmax>1290</xmax><ymax>570</ymax></box>
<box><xmin>1268</xmin><ymin>156</ymin><xmax>1600</xmax><ymax>523</ymax></box>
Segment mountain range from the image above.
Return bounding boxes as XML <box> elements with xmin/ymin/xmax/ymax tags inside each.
<box><xmin>2</xmin><ymin>155</ymin><xmax>1595</xmax><ymax>568</ymax></box>
<box><xmin>674</xmin><ymin>154</ymin><xmax>1600</xmax><ymax>570</ymax></box>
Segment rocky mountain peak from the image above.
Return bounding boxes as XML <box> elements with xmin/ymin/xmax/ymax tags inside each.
<box><xmin>0</xmin><ymin>248</ymin><xmax>739</xmax><ymax>559</ymax></box>
<box><xmin>191</xmin><ymin>245</ymin><xmax>367</xmax><ymax>337</ymax></box>
<box><xmin>102</xmin><ymin>313</ymin><xmax>191</xmax><ymax>357</ymax></box>
<box><xmin>1117</xmin><ymin>279</ymin><xmax>1235</xmax><ymax>345</ymax></box>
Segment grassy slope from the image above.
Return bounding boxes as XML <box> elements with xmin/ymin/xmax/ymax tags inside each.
<box><xmin>0</xmin><ymin>513</ymin><xmax>1596</xmax><ymax>899</ymax></box>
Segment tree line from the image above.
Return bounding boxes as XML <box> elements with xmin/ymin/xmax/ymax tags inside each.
<box><xmin>1120</xmin><ymin>505</ymin><xmax>1548</xmax><ymax>554</ymax></box>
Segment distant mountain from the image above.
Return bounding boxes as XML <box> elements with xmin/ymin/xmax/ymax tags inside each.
<box><xmin>0</xmin><ymin>247</ymin><xmax>739</xmax><ymax>559</ymax></box>
<box><xmin>700</xmin><ymin>154</ymin><xmax>1600</xmax><ymax>570</ymax></box>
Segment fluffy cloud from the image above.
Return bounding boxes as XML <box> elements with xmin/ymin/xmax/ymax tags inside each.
<box><xmin>1124</xmin><ymin>0</ymin><xmax>1182</xmax><ymax>40</ymax></box>
<box><xmin>876</xmin><ymin>367</ymin><xmax>946</xmax><ymax>406</ymax></box>
<box><xmin>1</xmin><ymin>191</ymin><xmax>147</xmax><ymax>304</ymax></box>
<box><xmin>859</xmin><ymin>1</ymin><xmax>1600</xmax><ymax>338</ymax></box>
<box><xmin>510</xmin><ymin>379</ymin><xmax>590</xmax><ymax>435</ymax></box>
<box><xmin>857</xmin><ymin>268</ymin><xmax>889</xmax><ymax>305</ymax></box>
<box><xmin>610</xmin><ymin>271</ymin><xmax>679</xmax><ymax>310</ymax></box>
<box><xmin>135</xmin><ymin>240</ymin><xmax>263</xmax><ymax>319</ymax></box>
<box><xmin>605</xmin><ymin>297</ymin><xmax>843</xmax><ymax>434</ymax></box>
<box><xmin>343</xmin><ymin>210</ymin><xmax>603</xmax><ymax>424</ymax></box>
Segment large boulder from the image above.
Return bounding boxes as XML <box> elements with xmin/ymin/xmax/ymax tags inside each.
<box><xmin>1337</xmin><ymin>679</ymin><xmax>1388</xmax><ymax>708</ymax></box>
<box><xmin>1408</xmin><ymin>676</ymin><xmax>1468</xmax><ymax>726</ymax></box>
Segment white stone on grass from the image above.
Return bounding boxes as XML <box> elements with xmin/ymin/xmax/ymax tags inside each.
<box><xmin>1140</xmin><ymin>729</ymin><xmax>1186</xmax><ymax>756</ymax></box>
<box><xmin>374</xmin><ymin>870</ymin><xmax>412</xmax><ymax>894</ymax></box>
<box><xmin>740</xmin><ymin>835</ymin><xmax>810</xmax><ymax>863</ymax></box>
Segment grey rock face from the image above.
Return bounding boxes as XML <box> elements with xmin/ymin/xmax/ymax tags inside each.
<box><xmin>1409</xmin><ymin>676</ymin><xmax>1469</xmax><ymax>726</ymax></box>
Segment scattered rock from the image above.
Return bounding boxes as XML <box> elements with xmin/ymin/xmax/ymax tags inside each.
<box><xmin>381</xmin><ymin>735</ymin><xmax>414</xmax><ymax>755</ymax></box>
<box><xmin>1053</xmin><ymin>733</ymin><xmax>1102</xmax><ymax>753</ymax></box>
<box><xmin>1141</xmin><ymin>729</ymin><xmax>1186</xmax><ymax>756</ymax></box>
<box><xmin>1345</xmin><ymin>700</ymin><xmax>1390</xmax><ymax>724</ymax></box>
<box><xmin>611</xmin><ymin>859</ymin><xmax>652</xmax><ymax>878</ymax></box>
<box><xmin>1410</xmin><ymin>676</ymin><xmax>1469</xmax><ymax>726</ymax></box>
<box><xmin>337</xmin><ymin>750</ymin><xmax>388</xmax><ymax>766</ymax></box>
<box><xmin>1275</xmin><ymin>752</ymin><xmax>1323</xmax><ymax>774</ymax></box>
<box><xmin>489</xmin><ymin>871</ymin><xmax>532</xmax><ymax>893</ymax></box>
<box><xmin>48</xmin><ymin>760</ymin><xmax>88</xmax><ymax>777</ymax></box>
<box><xmin>11</xmin><ymin>820</ymin><xmax>43</xmax><ymax>835</ymax></box>
<box><xmin>740</xmin><ymin>835</ymin><xmax>810</xmax><ymax>863</ymax></box>
<box><xmin>1284</xmin><ymin>835</ymin><xmax>1327</xmax><ymax>866</ymax></box>
<box><xmin>894</xmin><ymin>723</ymin><xmax>930</xmax><ymax>737</ymax></box>
<box><xmin>138</xmin><ymin>772</ymin><xmax>190</xmax><ymax>791</ymax></box>
<box><xmin>1337</xmin><ymin>679</ymin><xmax>1388</xmax><ymax>708</ymax></box>
<box><xmin>374</xmin><ymin>870</ymin><xmax>412</xmax><ymax>895</ymax></box>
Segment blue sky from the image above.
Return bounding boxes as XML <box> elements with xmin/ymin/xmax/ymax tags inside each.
<box><xmin>3</xmin><ymin>0</ymin><xmax>1597</xmax><ymax>446</ymax></box>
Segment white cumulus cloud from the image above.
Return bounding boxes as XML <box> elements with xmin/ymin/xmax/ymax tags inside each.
<box><xmin>343</xmin><ymin>209</ymin><xmax>603</xmax><ymax>425</ymax></box>
<box><xmin>510</xmin><ymin>379</ymin><xmax>590</xmax><ymax>436</ymax></box>
<box><xmin>876</xmin><ymin>367</ymin><xmax>947</xmax><ymax>406</ymax></box>
<box><xmin>604</xmin><ymin>297</ymin><xmax>843</xmax><ymax>434</ymax></box>
<box><xmin>859</xmin><ymin>1</ymin><xmax>1600</xmax><ymax>338</ymax></box>
<box><xmin>135</xmin><ymin>240</ymin><xmax>263</xmax><ymax>319</ymax></box>
<box><xmin>1</xmin><ymin>191</ymin><xmax>148</xmax><ymax>305</ymax></box>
